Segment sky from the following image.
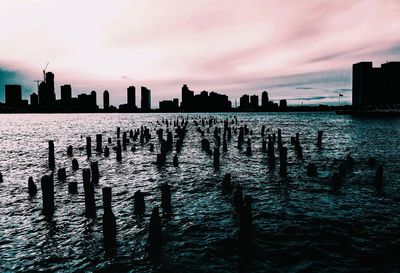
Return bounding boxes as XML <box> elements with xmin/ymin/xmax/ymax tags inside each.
<box><xmin>1</xmin><ymin>0</ymin><xmax>400</xmax><ymax>107</ymax></box>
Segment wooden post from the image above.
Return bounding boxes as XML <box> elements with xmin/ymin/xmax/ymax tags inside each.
<box><xmin>83</xmin><ymin>168</ymin><xmax>96</xmax><ymax>218</ymax></box>
<box><xmin>268</xmin><ymin>140</ymin><xmax>275</xmax><ymax>169</ymax></box>
<box><xmin>317</xmin><ymin>131</ymin><xmax>323</xmax><ymax>148</ymax></box>
<box><xmin>213</xmin><ymin>147</ymin><xmax>220</xmax><ymax>171</ymax></box>
<box><xmin>28</xmin><ymin>176</ymin><xmax>37</xmax><ymax>196</ymax></box>
<box><xmin>233</xmin><ymin>185</ymin><xmax>244</xmax><ymax>212</ymax></box>
<box><xmin>278</xmin><ymin>129</ymin><xmax>282</xmax><ymax>147</ymax></box>
<box><xmin>67</xmin><ymin>145</ymin><xmax>73</xmax><ymax>157</ymax></box>
<box><xmin>48</xmin><ymin>140</ymin><xmax>55</xmax><ymax>170</ymax></box>
<box><xmin>41</xmin><ymin>175</ymin><xmax>54</xmax><ymax>216</ymax></box>
<box><xmin>117</xmin><ymin>127</ymin><xmax>120</xmax><ymax>139</ymax></box>
<box><xmin>86</xmin><ymin>137</ymin><xmax>92</xmax><ymax>158</ymax></box>
<box><xmin>0</xmin><ymin>172</ymin><xmax>3</xmax><ymax>183</ymax></box>
<box><xmin>91</xmin><ymin>161</ymin><xmax>100</xmax><ymax>183</ymax></box>
<box><xmin>134</xmin><ymin>190</ymin><xmax>145</xmax><ymax>215</ymax></box>
<box><xmin>173</xmin><ymin>153</ymin><xmax>178</xmax><ymax>167</ymax></box>
<box><xmin>57</xmin><ymin>168</ymin><xmax>66</xmax><ymax>181</ymax></box>
<box><xmin>279</xmin><ymin>146</ymin><xmax>287</xmax><ymax>177</ymax></box>
<box><xmin>72</xmin><ymin>158</ymin><xmax>79</xmax><ymax>171</ymax></box>
<box><xmin>96</xmin><ymin>134</ymin><xmax>103</xmax><ymax>153</ymax></box>
<box><xmin>161</xmin><ymin>183</ymin><xmax>172</xmax><ymax>213</ymax></box>
<box><xmin>102</xmin><ymin>187</ymin><xmax>116</xmax><ymax>251</ymax></box>
<box><xmin>306</xmin><ymin>163</ymin><xmax>317</xmax><ymax>176</ymax></box>
<box><xmin>116</xmin><ymin>140</ymin><xmax>122</xmax><ymax>162</ymax></box>
<box><xmin>104</xmin><ymin>146</ymin><xmax>110</xmax><ymax>157</ymax></box>
<box><xmin>222</xmin><ymin>173</ymin><xmax>232</xmax><ymax>191</ymax></box>
<box><xmin>148</xmin><ymin>207</ymin><xmax>162</xmax><ymax>256</ymax></box>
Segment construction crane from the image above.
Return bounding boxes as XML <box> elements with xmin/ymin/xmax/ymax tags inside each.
<box><xmin>43</xmin><ymin>62</ymin><xmax>49</xmax><ymax>81</ymax></box>
<box><xmin>33</xmin><ymin>80</ymin><xmax>41</xmax><ymax>92</ymax></box>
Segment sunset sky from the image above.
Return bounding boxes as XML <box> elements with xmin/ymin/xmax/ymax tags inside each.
<box><xmin>1</xmin><ymin>0</ymin><xmax>400</xmax><ymax>107</ymax></box>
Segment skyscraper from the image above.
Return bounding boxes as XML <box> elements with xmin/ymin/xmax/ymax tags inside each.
<box><xmin>181</xmin><ymin>84</ymin><xmax>194</xmax><ymax>111</ymax></box>
<box><xmin>61</xmin><ymin>85</ymin><xmax>72</xmax><ymax>105</ymax></box>
<box><xmin>240</xmin><ymin>94</ymin><xmax>250</xmax><ymax>110</ymax></box>
<box><xmin>90</xmin><ymin>91</ymin><xmax>97</xmax><ymax>110</ymax></box>
<box><xmin>141</xmin><ymin>86</ymin><xmax>151</xmax><ymax>111</ymax></box>
<box><xmin>103</xmin><ymin>90</ymin><xmax>109</xmax><ymax>110</ymax></box>
<box><xmin>5</xmin><ymin>85</ymin><xmax>22</xmax><ymax>106</ymax></box>
<box><xmin>250</xmin><ymin>95</ymin><xmax>259</xmax><ymax>109</ymax></box>
<box><xmin>30</xmin><ymin>93</ymin><xmax>38</xmax><ymax>106</ymax></box>
<box><xmin>127</xmin><ymin>86</ymin><xmax>136</xmax><ymax>110</ymax></box>
<box><xmin>261</xmin><ymin>91</ymin><xmax>269</xmax><ymax>108</ymax></box>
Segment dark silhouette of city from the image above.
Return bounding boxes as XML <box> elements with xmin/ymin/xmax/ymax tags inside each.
<box><xmin>1</xmin><ymin>61</ymin><xmax>400</xmax><ymax>114</ymax></box>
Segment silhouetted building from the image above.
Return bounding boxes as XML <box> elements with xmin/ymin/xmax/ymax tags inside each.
<box><xmin>262</xmin><ymin>91</ymin><xmax>269</xmax><ymax>108</ymax></box>
<box><xmin>181</xmin><ymin>84</ymin><xmax>194</xmax><ymax>111</ymax></box>
<box><xmin>103</xmin><ymin>90</ymin><xmax>109</xmax><ymax>110</ymax></box>
<box><xmin>5</xmin><ymin>85</ymin><xmax>22</xmax><ymax>106</ymax></box>
<box><xmin>141</xmin><ymin>86</ymin><xmax>151</xmax><ymax>111</ymax></box>
<box><xmin>279</xmin><ymin>99</ymin><xmax>287</xmax><ymax>109</ymax></box>
<box><xmin>60</xmin><ymin>85</ymin><xmax>72</xmax><ymax>109</ymax></box>
<box><xmin>353</xmin><ymin>62</ymin><xmax>400</xmax><ymax>107</ymax></box>
<box><xmin>250</xmin><ymin>95</ymin><xmax>259</xmax><ymax>110</ymax></box>
<box><xmin>38</xmin><ymin>72</ymin><xmax>56</xmax><ymax>110</ymax></box>
<box><xmin>240</xmin><ymin>94</ymin><xmax>250</xmax><ymax>110</ymax></box>
<box><xmin>159</xmin><ymin>98</ymin><xmax>179</xmax><ymax>112</ymax></box>
<box><xmin>30</xmin><ymin>93</ymin><xmax>38</xmax><ymax>106</ymax></box>
<box><xmin>90</xmin><ymin>91</ymin><xmax>97</xmax><ymax>111</ymax></box>
<box><xmin>127</xmin><ymin>86</ymin><xmax>136</xmax><ymax>110</ymax></box>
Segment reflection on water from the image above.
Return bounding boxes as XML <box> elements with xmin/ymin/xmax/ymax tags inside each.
<box><xmin>0</xmin><ymin>113</ymin><xmax>399</xmax><ymax>272</ymax></box>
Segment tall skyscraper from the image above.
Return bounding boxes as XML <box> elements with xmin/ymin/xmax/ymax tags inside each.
<box><xmin>38</xmin><ymin>71</ymin><xmax>56</xmax><ymax>110</ymax></box>
<box><xmin>90</xmin><ymin>91</ymin><xmax>97</xmax><ymax>110</ymax></box>
<box><xmin>45</xmin><ymin>72</ymin><xmax>56</xmax><ymax>102</ymax></box>
<box><xmin>250</xmin><ymin>95</ymin><xmax>259</xmax><ymax>109</ymax></box>
<box><xmin>103</xmin><ymin>90</ymin><xmax>109</xmax><ymax>110</ymax></box>
<box><xmin>141</xmin><ymin>86</ymin><xmax>151</xmax><ymax>111</ymax></box>
<box><xmin>5</xmin><ymin>85</ymin><xmax>22</xmax><ymax>106</ymax></box>
<box><xmin>240</xmin><ymin>94</ymin><xmax>250</xmax><ymax>110</ymax></box>
<box><xmin>127</xmin><ymin>86</ymin><xmax>136</xmax><ymax>110</ymax></box>
<box><xmin>61</xmin><ymin>85</ymin><xmax>72</xmax><ymax>104</ymax></box>
<box><xmin>261</xmin><ymin>91</ymin><xmax>269</xmax><ymax>108</ymax></box>
<box><xmin>181</xmin><ymin>84</ymin><xmax>194</xmax><ymax>111</ymax></box>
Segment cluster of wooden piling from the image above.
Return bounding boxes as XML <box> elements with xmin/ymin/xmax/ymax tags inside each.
<box><xmin>11</xmin><ymin>114</ymin><xmax>386</xmax><ymax>260</ymax></box>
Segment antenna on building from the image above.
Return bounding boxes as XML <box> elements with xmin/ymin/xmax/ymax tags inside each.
<box><xmin>43</xmin><ymin>62</ymin><xmax>49</xmax><ymax>82</ymax></box>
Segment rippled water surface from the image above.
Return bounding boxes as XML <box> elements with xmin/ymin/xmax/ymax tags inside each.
<box><xmin>0</xmin><ymin>113</ymin><xmax>399</xmax><ymax>273</ymax></box>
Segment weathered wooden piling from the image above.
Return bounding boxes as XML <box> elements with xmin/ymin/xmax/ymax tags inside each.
<box><xmin>267</xmin><ymin>140</ymin><xmax>276</xmax><ymax>169</ymax></box>
<box><xmin>104</xmin><ymin>146</ymin><xmax>110</xmax><ymax>157</ymax></box>
<box><xmin>86</xmin><ymin>137</ymin><xmax>92</xmax><ymax>158</ymax></box>
<box><xmin>83</xmin><ymin>168</ymin><xmax>96</xmax><ymax>217</ymax></box>
<box><xmin>148</xmin><ymin>207</ymin><xmax>162</xmax><ymax>255</ymax></box>
<box><xmin>374</xmin><ymin>165</ymin><xmax>383</xmax><ymax>191</ymax></box>
<box><xmin>96</xmin><ymin>134</ymin><xmax>103</xmax><ymax>153</ymax></box>
<box><xmin>150</xmin><ymin>143</ymin><xmax>154</xmax><ymax>152</ymax></box>
<box><xmin>57</xmin><ymin>168</ymin><xmax>66</xmax><ymax>181</ymax></box>
<box><xmin>28</xmin><ymin>177</ymin><xmax>37</xmax><ymax>196</ymax></box>
<box><xmin>116</xmin><ymin>140</ymin><xmax>122</xmax><ymax>162</ymax></box>
<box><xmin>108</xmin><ymin>137</ymin><xmax>112</xmax><ymax>144</ymax></box>
<box><xmin>279</xmin><ymin>147</ymin><xmax>287</xmax><ymax>177</ymax></box>
<box><xmin>72</xmin><ymin>158</ymin><xmax>79</xmax><ymax>171</ymax></box>
<box><xmin>122</xmin><ymin>132</ymin><xmax>127</xmax><ymax>150</ymax></box>
<box><xmin>161</xmin><ymin>183</ymin><xmax>172</xmax><ymax>212</ymax></box>
<box><xmin>117</xmin><ymin>127</ymin><xmax>120</xmax><ymax>139</ymax></box>
<box><xmin>48</xmin><ymin>140</ymin><xmax>55</xmax><ymax>170</ymax></box>
<box><xmin>262</xmin><ymin>139</ymin><xmax>267</xmax><ymax>153</ymax></box>
<box><xmin>317</xmin><ymin>131</ymin><xmax>323</xmax><ymax>148</ymax></box>
<box><xmin>102</xmin><ymin>187</ymin><xmax>117</xmax><ymax>251</ymax></box>
<box><xmin>239</xmin><ymin>195</ymin><xmax>253</xmax><ymax>240</ymax></box>
<box><xmin>233</xmin><ymin>185</ymin><xmax>244</xmax><ymax>211</ymax></box>
<box><xmin>91</xmin><ymin>161</ymin><xmax>100</xmax><ymax>183</ymax></box>
<box><xmin>41</xmin><ymin>175</ymin><xmax>54</xmax><ymax>216</ymax></box>
<box><xmin>222</xmin><ymin>173</ymin><xmax>232</xmax><ymax>191</ymax></box>
<box><xmin>213</xmin><ymin>147</ymin><xmax>220</xmax><ymax>171</ymax></box>
<box><xmin>134</xmin><ymin>190</ymin><xmax>145</xmax><ymax>215</ymax></box>
<box><xmin>278</xmin><ymin>129</ymin><xmax>282</xmax><ymax>147</ymax></box>
<box><xmin>223</xmin><ymin>138</ymin><xmax>228</xmax><ymax>152</ymax></box>
<box><xmin>173</xmin><ymin>153</ymin><xmax>178</xmax><ymax>167</ymax></box>
<box><xmin>68</xmin><ymin>182</ymin><xmax>78</xmax><ymax>194</ymax></box>
<box><xmin>67</xmin><ymin>145</ymin><xmax>73</xmax><ymax>157</ymax></box>
<box><xmin>0</xmin><ymin>172</ymin><xmax>3</xmax><ymax>183</ymax></box>
<box><xmin>306</xmin><ymin>163</ymin><xmax>317</xmax><ymax>176</ymax></box>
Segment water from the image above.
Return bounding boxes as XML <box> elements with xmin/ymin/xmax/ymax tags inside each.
<box><xmin>0</xmin><ymin>112</ymin><xmax>399</xmax><ymax>273</ymax></box>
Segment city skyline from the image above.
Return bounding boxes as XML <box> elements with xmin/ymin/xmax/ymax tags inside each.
<box><xmin>1</xmin><ymin>0</ymin><xmax>400</xmax><ymax>106</ymax></box>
